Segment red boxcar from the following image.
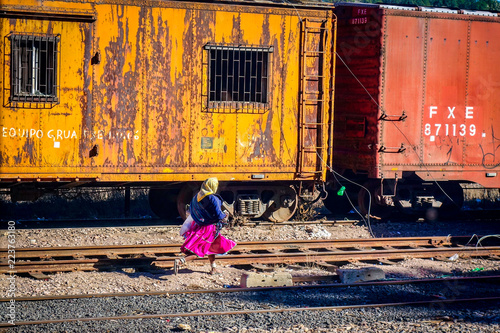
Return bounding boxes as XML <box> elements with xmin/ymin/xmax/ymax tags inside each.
<box><xmin>330</xmin><ymin>4</ymin><xmax>500</xmax><ymax>218</ymax></box>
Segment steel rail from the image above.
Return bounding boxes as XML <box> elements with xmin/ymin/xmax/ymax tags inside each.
<box><xmin>1</xmin><ymin>275</ymin><xmax>499</xmax><ymax>302</ymax></box>
<box><xmin>156</xmin><ymin>245</ymin><xmax>500</xmax><ymax>268</ymax></box>
<box><xmin>0</xmin><ymin>235</ymin><xmax>471</xmax><ymax>258</ymax></box>
<box><xmin>1</xmin><ymin>296</ymin><xmax>499</xmax><ymax>327</ymax></box>
<box><xmin>4</xmin><ymin>244</ymin><xmax>497</xmax><ymax>274</ymax></box>
<box><xmin>1</xmin><ymin>236</ymin><xmax>497</xmax><ymax>274</ymax></box>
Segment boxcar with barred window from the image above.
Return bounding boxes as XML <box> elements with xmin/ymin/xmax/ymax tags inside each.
<box><xmin>0</xmin><ymin>0</ymin><xmax>335</xmax><ymax>221</ymax></box>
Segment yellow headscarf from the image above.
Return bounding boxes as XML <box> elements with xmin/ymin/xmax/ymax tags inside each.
<box><xmin>197</xmin><ymin>177</ymin><xmax>218</xmax><ymax>202</ymax></box>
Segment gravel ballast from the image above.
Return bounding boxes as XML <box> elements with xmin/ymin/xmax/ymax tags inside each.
<box><xmin>1</xmin><ymin>281</ymin><xmax>500</xmax><ymax>332</ymax></box>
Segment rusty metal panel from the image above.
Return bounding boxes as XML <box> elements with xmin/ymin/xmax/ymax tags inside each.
<box><xmin>234</xmin><ymin>12</ymin><xmax>282</xmax><ymax>168</ymax></box>
<box><xmin>190</xmin><ymin>9</ymin><xmax>239</xmax><ymax>168</ymax></box>
<box><xmin>278</xmin><ymin>15</ymin><xmax>301</xmax><ymax>170</ymax></box>
<box><xmin>0</xmin><ymin>16</ymin><xmax>92</xmax><ymax>171</ymax></box>
<box><xmin>42</xmin><ymin>21</ymin><xmax>93</xmax><ymax>168</ymax></box>
<box><xmin>92</xmin><ymin>4</ymin><xmax>143</xmax><ymax>170</ymax></box>
<box><xmin>142</xmin><ymin>6</ymin><xmax>193</xmax><ymax>168</ymax></box>
<box><xmin>0</xmin><ymin>0</ymin><xmax>334</xmax><ymax>184</ymax></box>
<box><xmin>1</xmin><ymin>0</ymin><xmax>40</xmax><ymax>6</ymax></box>
<box><xmin>188</xmin><ymin>9</ymin><xmax>301</xmax><ymax>171</ymax></box>
<box><xmin>188</xmin><ymin>7</ymin><xmax>331</xmax><ymax>173</ymax></box>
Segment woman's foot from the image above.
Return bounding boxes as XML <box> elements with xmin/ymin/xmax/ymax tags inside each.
<box><xmin>209</xmin><ymin>267</ymin><xmax>221</xmax><ymax>275</ymax></box>
<box><xmin>174</xmin><ymin>258</ymin><xmax>186</xmax><ymax>275</ymax></box>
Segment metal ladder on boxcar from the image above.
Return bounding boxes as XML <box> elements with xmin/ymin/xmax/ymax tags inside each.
<box><xmin>297</xmin><ymin>18</ymin><xmax>331</xmax><ymax>179</ymax></box>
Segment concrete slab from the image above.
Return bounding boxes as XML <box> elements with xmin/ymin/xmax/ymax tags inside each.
<box><xmin>337</xmin><ymin>267</ymin><xmax>385</xmax><ymax>284</ymax></box>
<box><xmin>240</xmin><ymin>272</ymin><xmax>293</xmax><ymax>288</ymax></box>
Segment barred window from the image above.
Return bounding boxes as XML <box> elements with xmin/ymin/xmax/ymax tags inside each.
<box><xmin>205</xmin><ymin>45</ymin><xmax>272</xmax><ymax>110</ymax></box>
<box><xmin>10</xmin><ymin>34</ymin><xmax>59</xmax><ymax>103</ymax></box>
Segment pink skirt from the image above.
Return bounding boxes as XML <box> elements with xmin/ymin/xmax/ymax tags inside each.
<box><xmin>181</xmin><ymin>221</ymin><xmax>236</xmax><ymax>258</ymax></box>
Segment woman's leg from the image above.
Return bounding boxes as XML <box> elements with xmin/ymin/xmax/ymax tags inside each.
<box><xmin>184</xmin><ymin>254</ymin><xmax>197</xmax><ymax>262</ymax></box>
<box><xmin>174</xmin><ymin>254</ymin><xmax>197</xmax><ymax>275</ymax></box>
<box><xmin>208</xmin><ymin>254</ymin><xmax>219</xmax><ymax>274</ymax></box>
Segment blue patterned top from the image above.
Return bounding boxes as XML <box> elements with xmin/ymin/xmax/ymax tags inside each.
<box><xmin>189</xmin><ymin>194</ymin><xmax>226</xmax><ymax>226</ymax></box>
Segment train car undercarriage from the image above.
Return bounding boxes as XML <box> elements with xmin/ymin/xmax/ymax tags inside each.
<box><xmin>149</xmin><ymin>181</ymin><xmax>326</xmax><ymax>223</ymax></box>
<box><xmin>323</xmin><ymin>174</ymin><xmax>465</xmax><ymax>220</ymax></box>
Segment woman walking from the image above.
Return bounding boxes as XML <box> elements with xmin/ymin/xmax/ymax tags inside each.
<box><xmin>175</xmin><ymin>177</ymin><xmax>236</xmax><ymax>275</ymax></box>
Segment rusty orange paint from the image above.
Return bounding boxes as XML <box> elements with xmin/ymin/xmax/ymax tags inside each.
<box><xmin>0</xmin><ymin>1</ymin><xmax>335</xmax><ymax>184</ymax></box>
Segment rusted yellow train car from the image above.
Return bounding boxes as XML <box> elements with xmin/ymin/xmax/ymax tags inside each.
<box><xmin>0</xmin><ymin>0</ymin><xmax>335</xmax><ymax>221</ymax></box>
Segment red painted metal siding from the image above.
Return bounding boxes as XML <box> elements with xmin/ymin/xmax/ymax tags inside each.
<box><xmin>334</xmin><ymin>4</ymin><xmax>500</xmax><ymax>187</ymax></box>
<box><xmin>419</xmin><ymin>17</ymin><xmax>470</xmax><ymax>169</ymax></box>
<box><xmin>379</xmin><ymin>13</ymin><xmax>425</xmax><ymax>168</ymax></box>
<box><xmin>466</xmin><ymin>21</ymin><xmax>500</xmax><ymax>171</ymax></box>
<box><xmin>333</xmin><ymin>5</ymin><xmax>382</xmax><ymax>175</ymax></box>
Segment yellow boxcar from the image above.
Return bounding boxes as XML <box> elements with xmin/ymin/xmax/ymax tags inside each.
<box><xmin>0</xmin><ymin>0</ymin><xmax>335</xmax><ymax>221</ymax></box>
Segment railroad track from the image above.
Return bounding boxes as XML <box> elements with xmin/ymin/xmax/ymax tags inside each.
<box><xmin>1</xmin><ymin>276</ymin><xmax>499</xmax><ymax>328</ymax></box>
<box><xmin>2</xmin><ymin>236</ymin><xmax>499</xmax><ymax>277</ymax></box>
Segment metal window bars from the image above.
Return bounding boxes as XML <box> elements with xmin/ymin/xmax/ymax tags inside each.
<box><xmin>10</xmin><ymin>34</ymin><xmax>60</xmax><ymax>106</ymax></box>
<box><xmin>204</xmin><ymin>44</ymin><xmax>273</xmax><ymax>113</ymax></box>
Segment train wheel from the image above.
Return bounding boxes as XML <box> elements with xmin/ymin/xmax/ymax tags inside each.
<box><xmin>434</xmin><ymin>182</ymin><xmax>463</xmax><ymax>218</ymax></box>
<box><xmin>148</xmin><ymin>188</ymin><xmax>179</xmax><ymax>220</ymax></box>
<box><xmin>176</xmin><ymin>183</ymin><xmax>200</xmax><ymax>220</ymax></box>
<box><xmin>358</xmin><ymin>180</ymin><xmax>394</xmax><ymax>220</ymax></box>
<box><xmin>261</xmin><ymin>186</ymin><xmax>298</xmax><ymax>223</ymax></box>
